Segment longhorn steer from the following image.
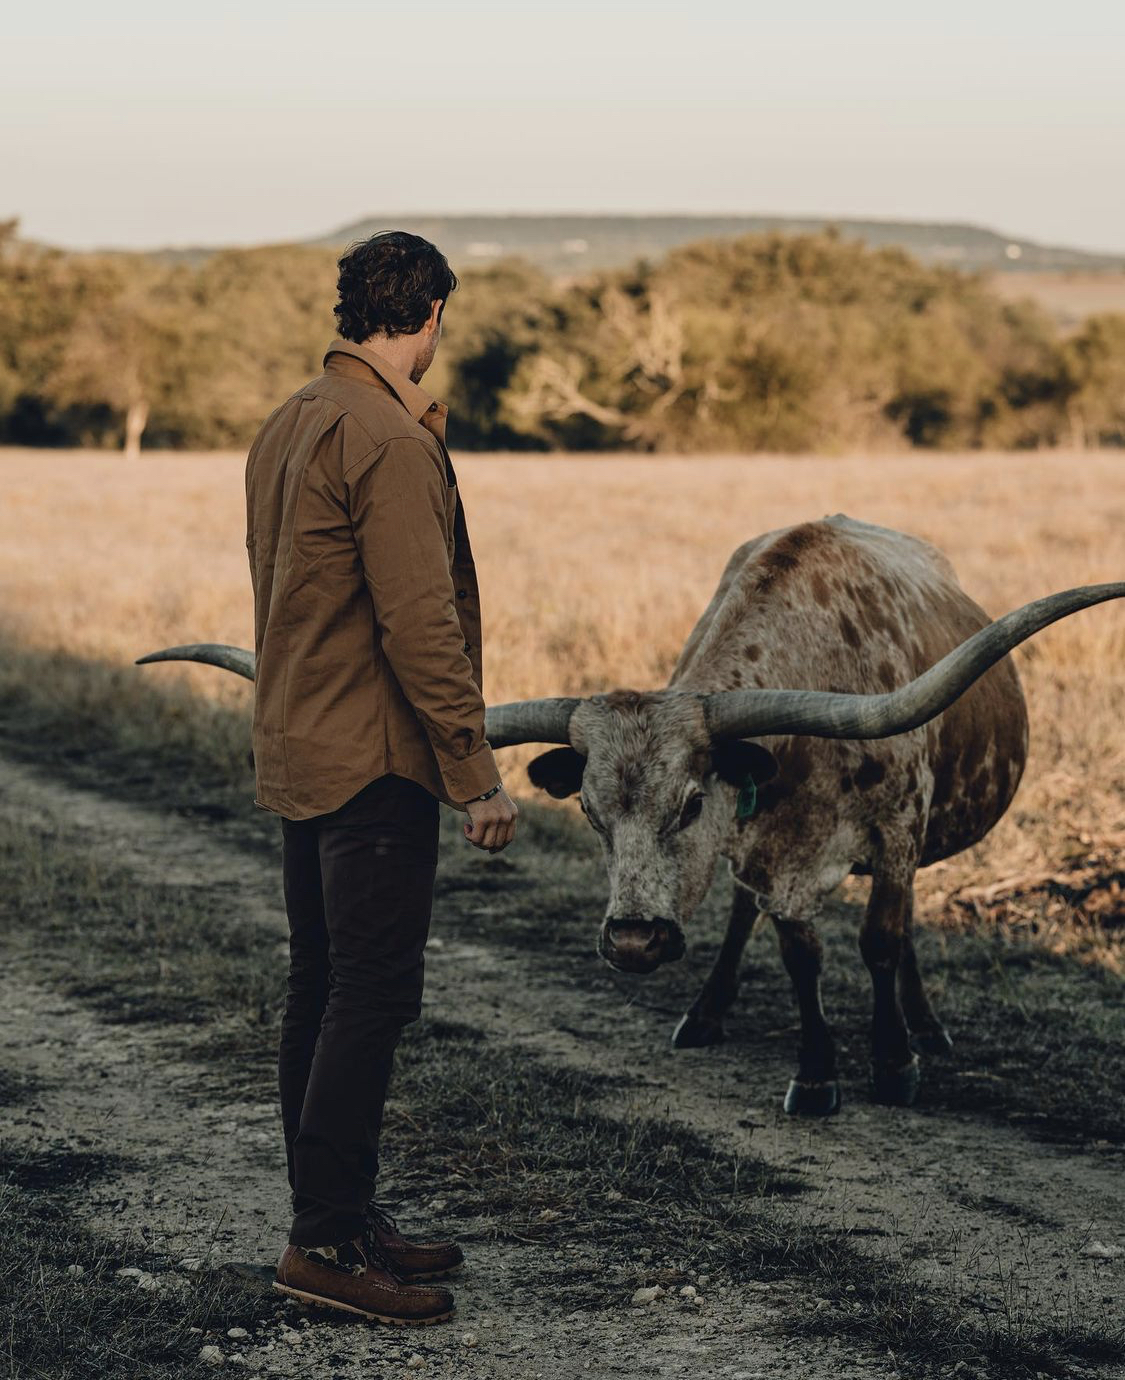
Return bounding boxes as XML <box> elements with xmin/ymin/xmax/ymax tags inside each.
<box><xmin>138</xmin><ymin>515</ymin><xmax>1124</xmax><ymax>1115</ymax></box>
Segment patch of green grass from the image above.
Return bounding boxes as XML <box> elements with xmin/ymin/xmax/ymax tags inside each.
<box><xmin>0</xmin><ymin>1068</ymin><xmax>45</xmax><ymax>1106</ymax></box>
<box><xmin>787</xmin><ymin>1257</ymin><xmax>1123</xmax><ymax>1379</ymax></box>
<box><xmin>907</xmin><ymin>927</ymin><xmax>1125</xmax><ymax>1145</ymax></box>
<box><xmin>0</xmin><ymin>1143</ymin><xmax>280</xmax><ymax>1380</ymax></box>
<box><xmin>0</xmin><ymin>814</ymin><xmax>282</xmax><ymax>1026</ymax></box>
<box><xmin>389</xmin><ymin>1018</ymin><xmax>803</xmax><ymax>1257</ymax></box>
<box><xmin>0</xmin><ymin>631</ymin><xmax>264</xmax><ymax>850</ymax></box>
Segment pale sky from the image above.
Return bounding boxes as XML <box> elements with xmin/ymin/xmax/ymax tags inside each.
<box><xmin>4</xmin><ymin>0</ymin><xmax>1124</xmax><ymax>253</ymax></box>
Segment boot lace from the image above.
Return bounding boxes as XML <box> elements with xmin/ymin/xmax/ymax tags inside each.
<box><xmin>364</xmin><ymin>1201</ymin><xmax>400</xmax><ymax>1236</ymax></box>
<box><xmin>361</xmin><ymin>1203</ymin><xmax>404</xmax><ymax>1279</ymax></box>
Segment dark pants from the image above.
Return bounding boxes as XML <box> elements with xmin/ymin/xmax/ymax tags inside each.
<box><xmin>278</xmin><ymin>773</ymin><xmax>439</xmax><ymax>1247</ymax></box>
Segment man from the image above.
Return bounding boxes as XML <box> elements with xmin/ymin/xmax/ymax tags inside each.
<box><xmin>244</xmin><ymin>230</ymin><xmax>519</xmax><ymax>1325</ymax></box>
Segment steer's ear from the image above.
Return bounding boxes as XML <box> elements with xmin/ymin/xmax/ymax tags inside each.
<box><xmin>527</xmin><ymin>746</ymin><xmax>587</xmax><ymax>799</ymax></box>
<box><xmin>708</xmin><ymin>740</ymin><xmax>778</xmax><ymax>788</ymax></box>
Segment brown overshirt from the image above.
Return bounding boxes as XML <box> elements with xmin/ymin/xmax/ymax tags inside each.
<box><xmin>245</xmin><ymin>338</ymin><xmax>502</xmax><ymax>820</ymax></box>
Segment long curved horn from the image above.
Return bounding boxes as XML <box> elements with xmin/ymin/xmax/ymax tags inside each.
<box><xmin>136</xmin><ymin>644</ymin><xmax>256</xmax><ymax>681</ymax></box>
<box><xmin>135</xmin><ymin>643</ymin><xmax>580</xmax><ymax>746</ymax></box>
<box><xmin>703</xmin><ymin>582</ymin><xmax>1125</xmax><ymax>742</ymax></box>
<box><xmin>484</xmin><ymin>698</ymin><xmax>581</xmax><ymax>748</ymax></box>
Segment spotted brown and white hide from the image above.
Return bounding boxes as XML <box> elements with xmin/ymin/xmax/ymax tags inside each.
<box><xmin>671</xmin><ymin>515</ymin><xmax>1028</xmax><ymax>919</ymax></box>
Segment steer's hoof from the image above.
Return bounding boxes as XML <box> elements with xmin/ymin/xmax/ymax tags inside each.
<box><xmin>909</xmin><ymin>1026</ymin><xmax>954</xmax><ymax>1057</ymax></box>
<box><xmin>783</xmin><ymin>1078</ymin><xmax>841</xmax><ymax>1116</ymax></box>
<box><xmin>870</xmin><ymin>1055</ymin><xmax>921</xmax><ymax>1107</ymax></box>
<box><xmin>671</xmin><ymin>1011</ymin><xmax>726</xmax><ymax>1048</ymax></box>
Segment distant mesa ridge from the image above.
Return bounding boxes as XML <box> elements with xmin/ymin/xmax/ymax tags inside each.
<box><xmin>305</xmin><ymin>213</ymin><xmax>1125</xmax><ymax>276</ymax></box>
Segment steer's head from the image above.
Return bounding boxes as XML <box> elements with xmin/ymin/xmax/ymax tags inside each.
<box><xmin>526</xmin><ymin>690</ymin><xmax>776</xmax><ymax>973</ymax></box>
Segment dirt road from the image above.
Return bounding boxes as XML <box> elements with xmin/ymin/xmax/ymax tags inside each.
<box><xmin>1</xmin><ymin>753</ymin><xmax>1122</xmax><ymax>1378</ymax></box>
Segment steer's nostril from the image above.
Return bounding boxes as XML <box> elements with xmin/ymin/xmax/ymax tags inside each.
<box><xmin>607</xmin><ymin>927</ymin><xmax>668</xmax><ymax>960</ymax></box>
<box><xmin>608</xmin><ymin>922</ymin><xmax>659</xmax><ymax>952</ymax></box>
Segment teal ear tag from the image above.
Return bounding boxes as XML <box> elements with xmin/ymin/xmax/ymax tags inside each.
<box><xmin>736</xmin><ymin>776</ymin><xmax>758</xmax><ymax>820</ymax></box>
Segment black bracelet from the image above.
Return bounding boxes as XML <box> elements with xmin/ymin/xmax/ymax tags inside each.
<box><xmin>473</xmin><ymin>782</ymin><xmax>503</xmax><ymax>802</ymax></box>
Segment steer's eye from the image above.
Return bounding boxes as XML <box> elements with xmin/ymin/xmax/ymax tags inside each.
<box><xmin>678</xmin><ymin>792</ymin><xmax>706</xmax><ymax>830</ymax></box>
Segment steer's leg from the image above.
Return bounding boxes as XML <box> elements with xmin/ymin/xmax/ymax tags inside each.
<box><xmin>775</xmin><ymin>917</ymin><xmax>840</xmax><ymax>1116</ymax></box>
<box><xmin>861</xmin><ymin>869</ymin><xmax>921</xmax><ymax>1106</ymax></box>
<box><xmin>672</xmin><ymin>882</ymin><xmax>758</xmax><ymax>1048</ymax></box>
<box><xmin>898</xmin><ymin>893</ymin><xmax>954</xmax><ymax>1056</ymax></box>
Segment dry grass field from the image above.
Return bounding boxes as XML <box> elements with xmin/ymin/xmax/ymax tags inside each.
<box><xmin>1</xmin><ymin>445</ymin><xmax>1123</xmax><ymax>957</ymax></box>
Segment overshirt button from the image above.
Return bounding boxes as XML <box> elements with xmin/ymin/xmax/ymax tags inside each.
<box><xmin>456</xmin><ymin>588</ymin><xmax>468</xmax><ymax>598</ymax></box>
<box><xmin>463</xmin><ymin>641</ymin><xmax>471</xmax><ymax>653</ymax></box>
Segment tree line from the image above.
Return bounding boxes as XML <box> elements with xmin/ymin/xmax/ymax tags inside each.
<box><xmin>2</xmin><ymin>219</ymin><xmax>1122</xmax><ymax>455</ymax></box>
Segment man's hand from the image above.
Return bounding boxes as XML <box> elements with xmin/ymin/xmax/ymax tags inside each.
<box><xmin>463</xmin><ymin>786</ymin><xmax>519</xmax><ymax>853</ymax></box>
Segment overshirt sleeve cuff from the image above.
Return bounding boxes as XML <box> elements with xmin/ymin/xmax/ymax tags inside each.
<box><xmin>440</xmin><ymin>742</ymin><xmax>503</xmax><ymax>806</ymax></box>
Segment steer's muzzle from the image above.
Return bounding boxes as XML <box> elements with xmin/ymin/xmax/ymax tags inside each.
<box><xmin>598</xmin><ymin>917</ymin><xmax>687</xmax><ymax>974</ymax></box>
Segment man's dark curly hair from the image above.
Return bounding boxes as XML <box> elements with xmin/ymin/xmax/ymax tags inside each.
<box><xmin>333</xmin><ymin>230</ymin><xmax>458</xmax><ymax>342</ymax></box>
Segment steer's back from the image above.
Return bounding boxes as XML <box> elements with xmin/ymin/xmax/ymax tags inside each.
<box><xmin>670</xmin><ymin>515</ymin><xmax>1029</xmax><ymax>869</ymax></box>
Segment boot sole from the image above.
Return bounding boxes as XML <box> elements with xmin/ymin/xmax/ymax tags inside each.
<box><xmin>273</xmin><ymin>1281</ymin><xmax>454</xmax><ymax>1325</ymax></box>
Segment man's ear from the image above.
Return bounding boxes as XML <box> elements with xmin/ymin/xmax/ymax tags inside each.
<box><xmin>708</xmin><ymin>740</ymin><xmax>778</xmax><ymax>788</ymax></box>
<box><xmin>526</xmin><ymin>746</ymin><xmax>586</xmax><ymax>799</ymax></box>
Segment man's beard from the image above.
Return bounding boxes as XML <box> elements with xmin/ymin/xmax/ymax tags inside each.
<box><xmin>410</xmin><ymin>342</ymin><xmax>436</xmax><ymax>383</ymax></box>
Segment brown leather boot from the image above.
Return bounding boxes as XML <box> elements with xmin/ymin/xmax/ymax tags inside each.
<box><xmin>274</xmin><ymin>1236</ymin><xmax>454</xmax><ymax>1325</ymax></box>
<box><xmin>363</xmin><ymin>1202</ymin><xmax>465</xmax><ymax>1281</ymax></box>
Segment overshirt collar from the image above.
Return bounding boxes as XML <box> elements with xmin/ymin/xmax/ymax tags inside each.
<box><xmin>323</xmin><ymin>338</ymin><xmax>441</xmax><ymax>423</ymax></box>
